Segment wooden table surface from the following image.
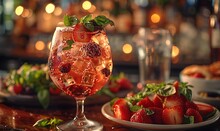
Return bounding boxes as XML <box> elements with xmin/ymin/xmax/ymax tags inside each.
<box><xmin>0</xmin><ymin>98</ymin><xmax>219</xmax><ymax>131</ymax></box>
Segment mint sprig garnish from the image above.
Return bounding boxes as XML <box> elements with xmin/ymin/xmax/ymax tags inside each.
<box><xmin>63</xmin><ymin>14</ymin><xmax>114</xmax><ymax>31</ymax></box>
<box><xmin>127</xmin><ymin>82</ymin><xmax>192</xmax><ymax>104</ymax></box>
<box><xmin>33</xmin><ymin>117</ymin><xmax>63</xmax><ymax>128</ymax></box>
<box><xmin>64</xmin><ymin>15</ymin><xmax>79</xmax><ymax>26</ymax></box>
<box><xmin>179</xmin><ymin>82</ymin><xmax>193</xmax><ymax>101</ymax></box>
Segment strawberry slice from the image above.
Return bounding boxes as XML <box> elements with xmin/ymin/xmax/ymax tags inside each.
<box><xmin>112</xmin><ymin>98</ymin><xmax>132</xmax><ymax>121</ymax></box>
<box><xmin>162</xmin><ymin>105</ymin><xmax>184</xmax><ymax>124</ymax></box>
<box><xmin>152</xmin><ymin>94</ymin><xmax>163</xmax><ymax>108</ymax></box>
<box><xmin>13</xmin><ymin>84</ymin><xmax>23</xmax><ymax>94</ymax></box>
<box><xmin>185</xmin><ymin>108</ymin><xmax>203</xmax><ymax>123</ymax></box>
<box><xmin>185</xmin><ymin>100</ymin><xmax>198</xmax><ymax>111</ymax></box>
<box><xmin>72</xmin><ymin>23</ymin><xmax>93</xmax><ymax>42</ymax></box>
<box><xmin>130</xmin><ymin>109</ymin><xmax>153</xmax><ymax>124</ymax></box>
<box><xmin>117</xmin><ymin>78</ymin><xmax>133</xmax><ymax>90</ymax></box>
<box><xmin>163</xmin><ymin>94</ymin><xmax>185</xmax><ymax>108</ymax></box>
<box><xmin>196</xmin><ymin>103</ymin><xmax>215</xmax><ymax>117</ymax></box>
<box><xmin>49</xmin><ymin>87</ymin><xmax>62</xmax><ymax>95</ymax></box>
<box><xmin>136</xmin><ymin>96</ymin><xmax>154</xmax><ymax>108</ymax></box>
<box><xmin>190</xmin><ymin>73</ymin><xmax>205</xmax><ymax>78</ymax></box>
<box><xmin>173</xmin><ymin>81</ymin><xmax>179</xmax><ymax>93</ymax></box>
<box><xmin>148</xmin><ymin>107</ymin><xmax>163</xmax><ymax>124</ymax></box>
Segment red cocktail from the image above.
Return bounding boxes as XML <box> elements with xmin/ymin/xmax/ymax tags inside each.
<box><xmin>48</xmin><ymin>15</ymin><xmax>113</xmax><ymax>130</ymax></box>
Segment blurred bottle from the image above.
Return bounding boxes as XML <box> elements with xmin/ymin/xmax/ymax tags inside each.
<box><xmin>209</xmin><ymin>0</ymin><xmax>220</xmax><ymax>62</ymax></box>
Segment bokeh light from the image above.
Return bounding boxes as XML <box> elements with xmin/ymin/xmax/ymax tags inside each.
<box><xmin>151</xmin><ymin>13</ymin><xmax>160</xmax><ymax>23</ymax></box>
<box><xmin>82</xmin><ymin>1</ymin><xmax>92</xmax><ymax>10</ymax></box>
<box><xmin>15</xmin><ymin>6</ymin><xmax>24</xmax><ymax>16</ymax></box>
<box><xmin>35</xmin><ymin>41</ymin><xmax>45</xmax><ymax>51</ymax></box>
<box><xmin>88</xmin><ymin>5</ymin><xmax>96</xmax><ymax>13</ymax></box>
<box><xmin>172</xmin><ymin>45</ymin><xmax>179</xmax><ymax>58</ymax></box>
<box><xmin>122</xmin><ymin>43</ymin><xmax>133</xmax><ymax>54</ymax></box>
<box><xmin>45</xmin><ymin>3</ymin><xmax>55</xmax><ymax>14</ymax></box>
<box><xmin>54</xmin><ymin>6</ymin><xmax>62</xmax><ymax>16</ymax></box>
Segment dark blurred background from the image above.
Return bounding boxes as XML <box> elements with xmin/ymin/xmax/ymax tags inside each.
<box><xmin>0</xmin><ymin>0</ymin><xmax>219</xmax><ymax>80</ymax></box>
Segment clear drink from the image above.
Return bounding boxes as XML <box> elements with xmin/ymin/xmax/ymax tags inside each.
<box><xmin>135</xmin><ymin>28</ymin><xmax>172</xmax><ymax>84</ymax></box>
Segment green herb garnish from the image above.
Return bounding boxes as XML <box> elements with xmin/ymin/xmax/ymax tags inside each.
<box><xmin>63</xmin><ymin>40</ymin><xmax>74</xmax><ymax>50</ymax></box>
<box><xmin>63</xmin><ymin>14</ymin><xmax>114</xmax><ymax>31</ymax></box>
<box><xmin>179</xmin><ymin>82</ymin><xmax>193</xmax><ymax>101</ymax></box>
<box><xmin>127</xmin><ymin>82</ymin><xmax>192</xmax><ymax>104</ymax></box>
<box><xmin>63</xmin><ymin>15</ymin><xmax>79</xmax><ymax>26</ymax></box>
<box><xmin>33</xmin><ymin>117</ymin><xmax>63</xmax><ymax>128</ymax></box>
<box><xmin>184</xmin><ymin>115</ymin><xmax>194</xmax><ymax>124</ymax></box>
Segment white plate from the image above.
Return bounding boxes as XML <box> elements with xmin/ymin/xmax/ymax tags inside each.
<box><xmin>101</xmin><ymin>101</ymin><xmax>220</xmax><ymax>130</ymax></box>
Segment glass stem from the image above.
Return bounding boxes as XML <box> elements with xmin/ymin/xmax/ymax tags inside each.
<box><xmin>74</xmin><ymin>98</ymin><xmax>87</xmax><ymax>126</ymax></box>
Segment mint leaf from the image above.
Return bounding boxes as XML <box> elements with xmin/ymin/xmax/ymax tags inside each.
<box><xmin>145</xmin><ymin>108</ymin><xmax>154</xmax><ymax>115</ymax></box>
<box><xmin>63</xmin><ymin>15</ymin><xmax>79</xmax><ymax>26</ymax></box>
<box><xmin>33</xmin><ymin>117</ymin><xmax>63</xmax><ymax>128</ymax></box>
<box><xmin>80</xmin><ymin>14</ymin><xmax>93</xmax><ymax>23</ymax></box>
<box><xmin>37</xmin><ymin>89</ymin><xmax>50</xmax><ymax>109</ymax></box>
<box><xmin>84</xmin><ymin>22</ymin><xmax>95</xmax><ymax>31</ymax></box>
<box><xmin>63</xmin><ymin>40</ymin><xmax>74</xmax><ymax>50</ymax></box>
<box><xmin>94</xmin><ymin>15</ymin><xmax>114</xmax><ymax>27</ymax></box>
<box><xmin>129</xmin><ymin>105</ymin><xmax>142</xmax><ymax>112</ymax></box>
<box><xmin>97</xmin><ymin>86</ymin><xmax>116</xmax><ymax>98</ymax></box>
<box><xmin>179</xmin><ymin>82</ymin><xmax>193</xmax><ymax>101</ymax></box>
<box><xmin>156</xmin><ymin>83</ymin><xmax>176</xmax><ymax>96</ymax></box>
<box><xmin>184</xmin><ymin>115</ymin><xmax>194</xmax><ymax>124</ymax></box>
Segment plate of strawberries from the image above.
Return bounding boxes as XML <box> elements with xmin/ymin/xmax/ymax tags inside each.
<box><xmin>101</xmin><ymin>81</ymin><xmax>220</xmax><ymax>130</ymax></box>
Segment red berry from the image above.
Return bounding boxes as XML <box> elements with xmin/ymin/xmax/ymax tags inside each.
<box><xmin>185</xmin><ymin>108</ymin><xmax>203</xmax><ymax>123</ymax></box>
<box><xmin>59</xmin><ymin>63</ymin><xmax>71</xmax><ymax>73</ymax></box>
<box><xmin>136</xmin><ymin>96</ymin><xmax>154</xmax><ymax>108</ymax></box>
<box><xmin>101</xmin><ymin>68</ymin><xmax>111</xmax><ymax>77</ymax></box>
<box><xmin>49</xmin><ymin>87</ymin><xmax>62</xmax><ymax>95</ymax></box>
<box><xmin>196</xmin><ymin>103</ymin><xmax>215</xmax><ymax>117</ymax></box>
<box><xmin>112</xmin><ymin>98</ymin><xmax>132</xmax><ymax>121</ymax></box>
<box><xmin>117</xmin><ymin>78</ymin><xmax>133</xmax><ymax>90</ymax></box>
<box><xmin>72</xmin><ymin>23</ymin><xmax>92</xmax><ymax>42</ymax></box>
<box><xmin>13</xmin><ymin>84</ymin><xmax>23</xmax><ymax>94</ymax></box>
<box><xmin>83</xmin><ymin>42</ymin><xmax>101</xmax><ymax>58</ymax></box>
<box><xmin>148</xmin><ymin>107</ymin><xmax>163</xmax><ymax>124</ymax></box>
<box><xmin>152</xmin><ymin>94</ymin><xmax>163</xmax><ymax>108</ymax></box>
<box><xmin>163</xmin><ymin>94</ymin><xmax>185</xmax><ymax>108</ymax></box>
<box><xmin>130</xmin><ymin>109</ymin><xmax>153</xmax><ymax>124</ymax></box>
<box><xmin>190</xmin><ymin>73</ymin><xmax>205</xmax><ymax>78</ymax></box>
<box><xmin>162</xmin><ymin>105</ymin><xmax>184</xmax><ymax>124</ymax></box>
<box><xmin>185</xmin><ymin>100</ymin><xmax>199</xmax><ymax>111</ymax></box>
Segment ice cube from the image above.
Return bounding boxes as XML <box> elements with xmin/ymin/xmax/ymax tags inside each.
<box><xmin>101</xmin><ymin>46</ymin><xmax>111</xmax><ymax>59</ymax></box>
<box><xmin>81</xmin><ymin>71</ymin><xmax>96</xmax><ymax>87</ymax></box>
<box><xmin>91</xmin><ymin>33</ymin><xmax>109</xmax><ymax>47</ymax></box>
<box><xmin>63</xmin><ymin>76</ymin><xmax>75</xmax><ymax>87</ymax></box>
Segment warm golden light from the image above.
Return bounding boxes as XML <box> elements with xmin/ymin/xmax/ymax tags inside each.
<box><xmin>21</xmin><ymin>9</ymin><xmax>32</xmax><ymax>18</ymax></box>
<box><xmin>88</xmin><ymin>5</ymin><xmax>96</xmax><ymax>13</ymax></box>
<box><xmin>35</xmin><ymin>41</ymin><xmax>45</xmax><ymax>51</ymax></box>
<box><xmin>151</xmin><ymin>13</ymin><xmax>160</xmax><ymax>23</ymax></box>
<box><xmin>15</xmin><ymin>6</ymin><xmax>24</xmax><ymax>16</ymax></box>
<box><xmin>82</xmin><ymin>1</ymin><xmax>92</xmax><ymax>10</ymax></box>
<box><xmin>172</xmin><ymin>45</ymin><xmax>179</xmax><ymax>58</ymax></box>
<box><xmin>45</xmin><ymin>3</ymin><xmax>55</xmax><ymax>14</ymax></box>
<box><xmin>122</xmin><ymin>43</ymin><xmax>133</xmax><ymax>54</ymax></box>
<box><xmin>47</xmin><ymin>41</ymin><xmax>51</xmax><ymax>50</ymax></box>
<box><xmin>210</xmin><ymin>15</ymin><xmax>216</xmax><ymax>28</ymax></box>
<box><xmin>54</xmin><ymin>6</ymin><xmax>62</xmax><ymax>16</ymax></box>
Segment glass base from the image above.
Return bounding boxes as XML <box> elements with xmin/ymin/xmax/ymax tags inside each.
<box><xmin>56</xmin><ymin>119</ymin><xmax>103</xmax><ymax>131</ymax></box>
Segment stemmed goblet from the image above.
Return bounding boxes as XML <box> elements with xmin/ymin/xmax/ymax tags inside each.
<box><xmin>48</xmin><ymin>15</ymin><xmax>113</xmax><ymax>130</ymax></box>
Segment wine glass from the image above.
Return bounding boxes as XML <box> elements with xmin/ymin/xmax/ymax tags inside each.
<box><xmin>48</xmin><ymin>23</ymin><xmax>113</xmax><ymax>130</ymax></box>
